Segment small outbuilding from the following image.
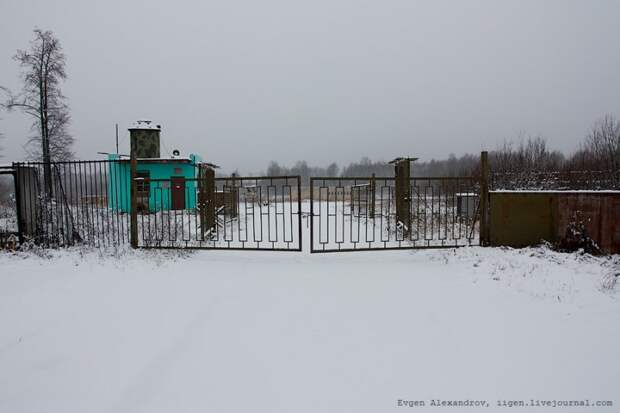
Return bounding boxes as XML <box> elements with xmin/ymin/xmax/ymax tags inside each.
<box><xmin>107</xmin><ymin>121</ymin><xmax>203</xmax><ymax>213</ymax></box>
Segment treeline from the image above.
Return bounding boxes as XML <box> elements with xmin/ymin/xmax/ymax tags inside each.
<box><xmin>490</xmin><ymin>115</ymin><xmax>619</xmax><ymax>173</ymax></box>
<box><xmin>259</xmin><ymin>114</ymin><xmax>620</xmax><ymax>182</ymax></box>
<box><xmin>260</xmin><ymin>155</ymin><xmax>478</xmax><ymax>184</ymax></box>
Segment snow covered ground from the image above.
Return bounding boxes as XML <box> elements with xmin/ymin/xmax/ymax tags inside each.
<box><xmin>0</xmin><ymin>245</ymin><xmax>618</xmax><ymax>412</ymax></box>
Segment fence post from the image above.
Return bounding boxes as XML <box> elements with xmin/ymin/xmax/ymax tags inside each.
<box><xmin>130</xmin><ymin>155</ymin><xmax>138</xmax><ymax>248</ymax></box>
<box><xmin>480</xmin><ymin>151</ymin><xmax>489</xmax><ymax>246</ymax></box>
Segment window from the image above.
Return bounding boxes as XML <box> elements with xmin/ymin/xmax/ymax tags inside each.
<box><xmin>136</xmin><ymin>170</ymin><xmax>150</xmax><ymax>195</ymax></box>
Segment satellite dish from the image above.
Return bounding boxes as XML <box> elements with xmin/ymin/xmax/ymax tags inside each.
<box><xmin>172</xmin><ymin>149</ymin><xmax>180</xmax><ymax>157</ymax></box>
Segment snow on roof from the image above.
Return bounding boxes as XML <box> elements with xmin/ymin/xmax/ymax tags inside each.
<box><xmin>128</xmin><ymin>120</ymin><xmax>161</xmax><ymax>130</ymax></box>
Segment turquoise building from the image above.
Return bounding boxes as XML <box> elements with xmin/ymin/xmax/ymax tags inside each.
<box><xmin>107</xmin><ymin>121</ymin><xmax>203</xmax><ymax>213</ymax></box>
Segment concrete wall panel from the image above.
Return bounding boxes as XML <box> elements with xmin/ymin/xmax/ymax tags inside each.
<box><xmin>489</xmin><ymin>191</ymin><xmax>620</xmax><ymax>254</ymax></box>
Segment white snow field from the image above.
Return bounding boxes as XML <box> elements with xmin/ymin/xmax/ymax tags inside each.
<box><xmin>0</xmin><ymin>246</ymin><xmax>618</xmax><ymax>412</ymax></box>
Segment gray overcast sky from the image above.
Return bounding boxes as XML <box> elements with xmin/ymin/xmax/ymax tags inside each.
<box><xmin>1</xmin><ymin>0</ymin><xmax>619</xmax><ymax>173</ymax></box>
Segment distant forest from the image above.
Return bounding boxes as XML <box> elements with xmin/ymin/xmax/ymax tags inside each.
<box><xmin>253</xmin><ymin>114</ymin><xmax>620</xmax><ymax>182</ymax></box>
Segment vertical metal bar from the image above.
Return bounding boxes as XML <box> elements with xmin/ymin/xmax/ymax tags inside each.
<box><xmin>326</xmin><ymin>178</ymin><xmax>330</xmax><ymax>246</ymax></box>
<box><xmin>102</xmin><ymin>161</ymin><xmax>110</xmax><ymax>246</ymax></box>
<box><xmin>238</xmin><ymin>179</ymin><xmax>243</xmax><ymax>243</ymax></box>
<box><xmin>207</xmin><ymin>168</ymin><xmax>215</xmax><ymax>239</ymax></box>
<box><xmin>76</xmin><ymin>162</ymin><xmax>83</xmax><ymax>243</ymax></box>
<box><xmin>309</xmin><ymin>177</ymin><xmax>314</xmax><ymax>252</ymax></box>
<box><xmin>112</xmin><ymin>160</ymin><xmax>121</xmax><ymax>245</ymax></box>
<box><xmin>153</xmin><ymin>183</ymin><xmax>159</xmax><ymax>243</ymax></box>
<box><xmin>349</xmin><ymin>181</ymin><xmax>353</xmax><ymax>246</ymax></box>
<box><xmin>46</xmin><ymin>164</ymin><xmax>53</xmax><ymax>247</ymax></box>
<box><xmin>297</xmin><ymin>176</ymin><xmax>302</xmax><ymax>251</ymax></box>
<box><xmin>87</xmin><ymin>161</ymin><xmax>96</xmax><ymax>247</ymax></box>
<box><xmin>192</xmin><ymin>183</ymin><xmax>198</xmax><ymax>246</ymax></box>
<box><xmin>355</xmin><ymin>179</ymin><xmax>360</xmax><ymax>246</ymax></box>
<box><xmin>130</xmin><ymin>156</ymin><xmax>138</xmax><ymax>248</ymax></box>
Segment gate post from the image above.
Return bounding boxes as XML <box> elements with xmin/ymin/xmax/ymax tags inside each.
<box><xmin>480</xmin><ymin>151</ymin><xmax>489</xmax><ymax>246</ymax></box>
<box><xmin>198</xmin><ymin>165</ymin><xmax>216</xmax><ymax>237</ymax></box>
<box><xmin>130</xmin><ymin>155</ymin><xmax>138</xmax><ymax>248</ymax></box>
<box><xmin>393</xmin><ymin>158</ymin><xmax>413</xmax><ymax>236</ymax></box>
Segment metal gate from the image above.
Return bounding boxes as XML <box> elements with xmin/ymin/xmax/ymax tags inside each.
<box><xmin>134</xmin><ymin>175</ymin><xmax>303</xmax><ymax>251</ymax></box>
<box><xmin>309</xmin><ymin>176</ymin><xmax>480</xmax><ymax>252</ymax></box>
<box><xmin>4</xmin><ymin>154</ymin><xmax>490</xmax><ymax>252</ymax></box>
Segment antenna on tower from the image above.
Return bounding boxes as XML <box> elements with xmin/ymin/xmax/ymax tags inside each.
<box><xmin>115</xmin><ymin>123</ymin><xmax>119</xmax><ymax>154</ymax></box>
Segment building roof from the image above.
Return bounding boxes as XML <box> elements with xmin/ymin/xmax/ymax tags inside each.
<box><xmin>116</xmin><ymin>157</ymin><xmax>193</xmax><ymax>164</ymax></box>
<box><xmin>128</xmin><ymin>120</ymin><xmax>161</xmax><ymax>131</ymax></box>
<box><xmin>388</xmin><ymin>157</ymin><xmax>419</xmax><ymax>164</ymax></box>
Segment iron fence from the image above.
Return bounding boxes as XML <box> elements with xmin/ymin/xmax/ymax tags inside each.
<box><xmin>11</xmin><ymin>160</ymin><xmax>131</xmax><ymax>248</ymax></box>
<box><xmin>5</xmin><ymin>160</ymin><xmax>486</xmax><ymax>253</ymax></box>
<box><xmin>310</xmin><ymin>176</ymin><xmax>480</xmax><ymax>252</ymax></box>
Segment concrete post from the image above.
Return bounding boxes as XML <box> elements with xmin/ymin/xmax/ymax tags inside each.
<box><xmin>370</xmin><ymin>173</ymin><xmax>376</xmax><ymax>218</ymax></box>
<box><xmin>480</xmin><ymin>151</ymin><xmax>489</xmax><ymax>246</ymax></box>
<box><xmin>394</xmin><ymin>160</ymin><xmax>411</xmax><ymax>236</ymax></box>
<box><xmin>198</xmin><ymin>165</ymin><xmax>216</xmax><ymax>237</ymax></box>
<box><xmin>14</xmin><ymin>165</ymin><xmax>40</xmax><ymax>239</ymax></box>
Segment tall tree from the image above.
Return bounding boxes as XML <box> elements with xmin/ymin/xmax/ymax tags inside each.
<box><xmin>266</xmin><ymin>161</ymin><xmax>282</xmax><ymax>176</ymax></box>
<box><xmin>4</xmin><ymin>28</ymin><xmax>74</xmax><ymax>196</ymax></box>
<box><xmin>326</xmin><ymin>162</ymin><xmax>339</xmax><ymax>177</ymax></box>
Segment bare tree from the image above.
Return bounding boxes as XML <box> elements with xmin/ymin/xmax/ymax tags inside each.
<box><xmin>25</xmin><ymin>107</ymin><xmax>73</xmax><ymax>162</ymax></box>
<box><xmin>489</xmin><ymin>135</ymin><xmax>565</xmax><ymax>173</ymax></box>
<box><xmin>4</xmin><ymin>28</ymin><xmax>74</xmax><ymax>196</ymax></box>
<box><xmin>582</xmin><ymin>114</ymin><xmax>620</xmax><ymax>171</ymax></box>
